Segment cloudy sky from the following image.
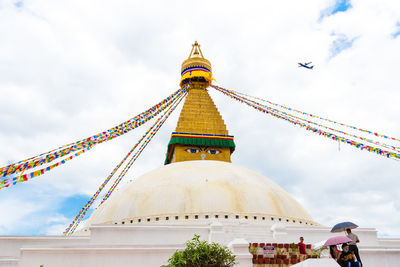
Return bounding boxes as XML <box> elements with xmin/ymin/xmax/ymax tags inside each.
<box><xmin>1</xmin><ymin>0</ymin><xmax>400</xmax><ymax>237</ymax></box>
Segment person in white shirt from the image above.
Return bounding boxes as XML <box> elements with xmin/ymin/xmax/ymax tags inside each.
<box><xmin>346</xmin><ymin>228</ymin><xmax>362</xmax><ymax>266</ymax></box>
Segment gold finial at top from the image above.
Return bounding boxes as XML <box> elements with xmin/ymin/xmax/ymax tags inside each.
<box><xmin>186</xmin><ymin>41</ymin><xmax>204</xmax><ymax>59</ymax></box>
<box><xmin>189</xmin><ymin>41</ymin><xmax>204</xmax><ymax>58</ymax></box>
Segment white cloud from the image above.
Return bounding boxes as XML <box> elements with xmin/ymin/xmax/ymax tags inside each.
<box><xmin>1</xmin><ymin>0</ymin><xmax>399</xmax><ymax>237</ymax></box>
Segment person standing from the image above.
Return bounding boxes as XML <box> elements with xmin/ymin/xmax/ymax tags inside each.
<box><xmin>297</xmin><ymin>236</ymin><xmax>307</xmax><ymax>261</ymax></box>
<box><xmin>346</xmin><ymin>229</ymin><xmax>362</xmax><ymax>266</ymax></box>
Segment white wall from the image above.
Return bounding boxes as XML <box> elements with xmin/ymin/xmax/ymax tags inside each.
<box><xmin>0</xmin><ymin>236</ymin><xmax>88</xmax><ymax>257</ymax></box>
<box><xmin>18</xmin><ymin>246</ymin><xmax>181</xmax><ymax>267</ymax></box>
<box><xmin>89</xmin><ymin>224</ymin><xmax>210</xmax><ymax>245</ymax></box>
<box><xmin>1</xmin><ymin>222</ymin><xmax>400</xmax><ymax>267</ymax></box>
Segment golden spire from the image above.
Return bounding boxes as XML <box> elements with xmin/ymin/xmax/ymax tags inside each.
<box><xmin>165</xmin><ymin>42</ymin><xmax>235</xmax><ymax>164</ymax></box>
<box><xmin>175</xmin><ymin>82</ymin><xmax>228</xmax><ymax>135</ymax></box>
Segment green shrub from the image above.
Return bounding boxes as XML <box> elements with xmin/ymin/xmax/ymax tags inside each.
<box><xmin>290</xmin><ymin>242</ymin><xmax>298</xmax><ymax>251</ymax></box>
<box><xmin>311</xmin><ymin>246</ymin><xmax>328</xmax><ymax>258</ymax></box>
<box><xmin>162</xmin><ymin>234</ymin><xmax>236</xmax><ymax>267</ymax></box>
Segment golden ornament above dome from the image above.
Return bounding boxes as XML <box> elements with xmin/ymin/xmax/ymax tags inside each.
<box><xmin>180</xmin><ymin>41</ymin><xmax>214</xmax><ymax>86</ymax></box>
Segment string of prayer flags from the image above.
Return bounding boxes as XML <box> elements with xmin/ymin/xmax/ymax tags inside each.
<box><xmin>0</xmin><ymin>148</ymin><xmax>91</xmax><ymax>190</ymax></box>
<box><xmin>211</xmin><ymin>86</ymin><xmax>399</xmax><ymax>153</ymax></box>
<box><xmin>211</xmin><ymin>85</ymin><xmax>400</xmax><ymax>161</ymax></box>
<box><xmin>226</xmin><ymin>87</ymin><xmax>400</xmax><ymax>143</ymax></box>
<box><xmin>63</xmin><ymin>91</ymin><xmax>187</xmax><ymax>236</ymax></box>
<box><xmin>0</xmin><ymin>88</ymin><xmax>186</xmax><ymax>179</ymax></box>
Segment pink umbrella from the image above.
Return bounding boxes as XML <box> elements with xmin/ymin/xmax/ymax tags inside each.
<box><xmin>323</xmin><ymin>236</ymin><xmax>352</xmax><ymax>246</ymax></box>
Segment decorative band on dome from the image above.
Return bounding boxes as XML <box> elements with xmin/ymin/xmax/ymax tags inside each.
<box><xmin>171</xmin><ymin>132</ymin><xmax>234</xmax><ymax>140</ymax></box>
<box><xmin>169</xmin><ymin>132</ymin><xmax>235</xmax><ymax>149</ymax></box>
<box><xmin>180</xmin><ymin>66</ymin><xmax>214</xmax><ymax>86</ymax></box>
<box><xmin>181</xmin><ymin>66</ymin><xmax>211</xmax><ymax>76</ymax></box>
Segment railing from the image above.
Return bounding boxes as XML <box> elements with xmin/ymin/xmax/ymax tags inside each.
<box><xmin>249</xmin><ymin>242</ymin><xmax>316</xmax><ymax>266</ymax></box>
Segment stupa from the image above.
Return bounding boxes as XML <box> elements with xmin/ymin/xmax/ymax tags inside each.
<box><xmin>82</xmin><ymin>41</ymin><xmax>317</xmax><ymax>230</ymax></box>
<box><xmin>1</xmin><ymin>42</ymin><xmax>399</xmax><ymax>267</ymax></box>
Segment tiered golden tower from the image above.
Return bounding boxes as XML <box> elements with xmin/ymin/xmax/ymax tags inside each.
<box><xmin>165</xmin><ymin>42</ymin><xmax>235</xmax><ymax>164</ymax></box>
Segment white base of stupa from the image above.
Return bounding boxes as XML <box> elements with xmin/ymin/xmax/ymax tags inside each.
<box><xmin>1</xmin><ymin>221</ymin><xmax>400</xmax><ymax>267</ymax></box>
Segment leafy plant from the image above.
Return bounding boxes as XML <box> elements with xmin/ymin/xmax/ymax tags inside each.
<box><xmin>275</xmin><ymin>247</ymin><xmax>283</xmax><ymax>255</ymax></box>
<box><xmin>289</xmin><ymin>242</ymin><xmax>299</xmax><ymax>254</ymax></box>
<box><xmin>310</xmin><ymin>247</ymin><xmax>327</xmax><ymax>258</ymax></box>
<box><xmin>162</xmin><ymin>234</ymin><xmax>236</xmax><ymax>267</ymax></box>
<box><xmin>249</xmin><ymin>245</ymin><xmax>258</xmax><ymax>255</ymax></box>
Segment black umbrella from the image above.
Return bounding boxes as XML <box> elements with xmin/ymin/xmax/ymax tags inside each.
<box><xmin>331</xmin><ymin>221</ymin><xmax>358</xmax><ymax>233</ymax></box>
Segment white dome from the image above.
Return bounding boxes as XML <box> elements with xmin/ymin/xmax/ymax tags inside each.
<box><xmin>87</xmin><ymin>160</ymin><xmax>316</xmax><ymax>226</ymax></box>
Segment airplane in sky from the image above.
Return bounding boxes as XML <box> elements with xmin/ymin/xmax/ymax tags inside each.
<box><xmin>298</xmin><ymin>62</ymin><xmax>314</xmax><ymax>69</ymax></box>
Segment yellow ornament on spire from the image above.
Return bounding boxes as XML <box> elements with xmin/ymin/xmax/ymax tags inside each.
<box><xmin>180</xmin><ymin>41</ymin><xmax>214</xmax><ymax>87</ymax></box>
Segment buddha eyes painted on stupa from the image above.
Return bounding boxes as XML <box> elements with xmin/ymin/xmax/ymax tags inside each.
<box><xmin>185</xmin><ymin>148</ymin><xmax>200</xmax><ymax>154</ymax></box>
<box><xmin>184</xmin><ymin>147</ymin><xmax>221</xmax><ymax>155</ymax></box>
